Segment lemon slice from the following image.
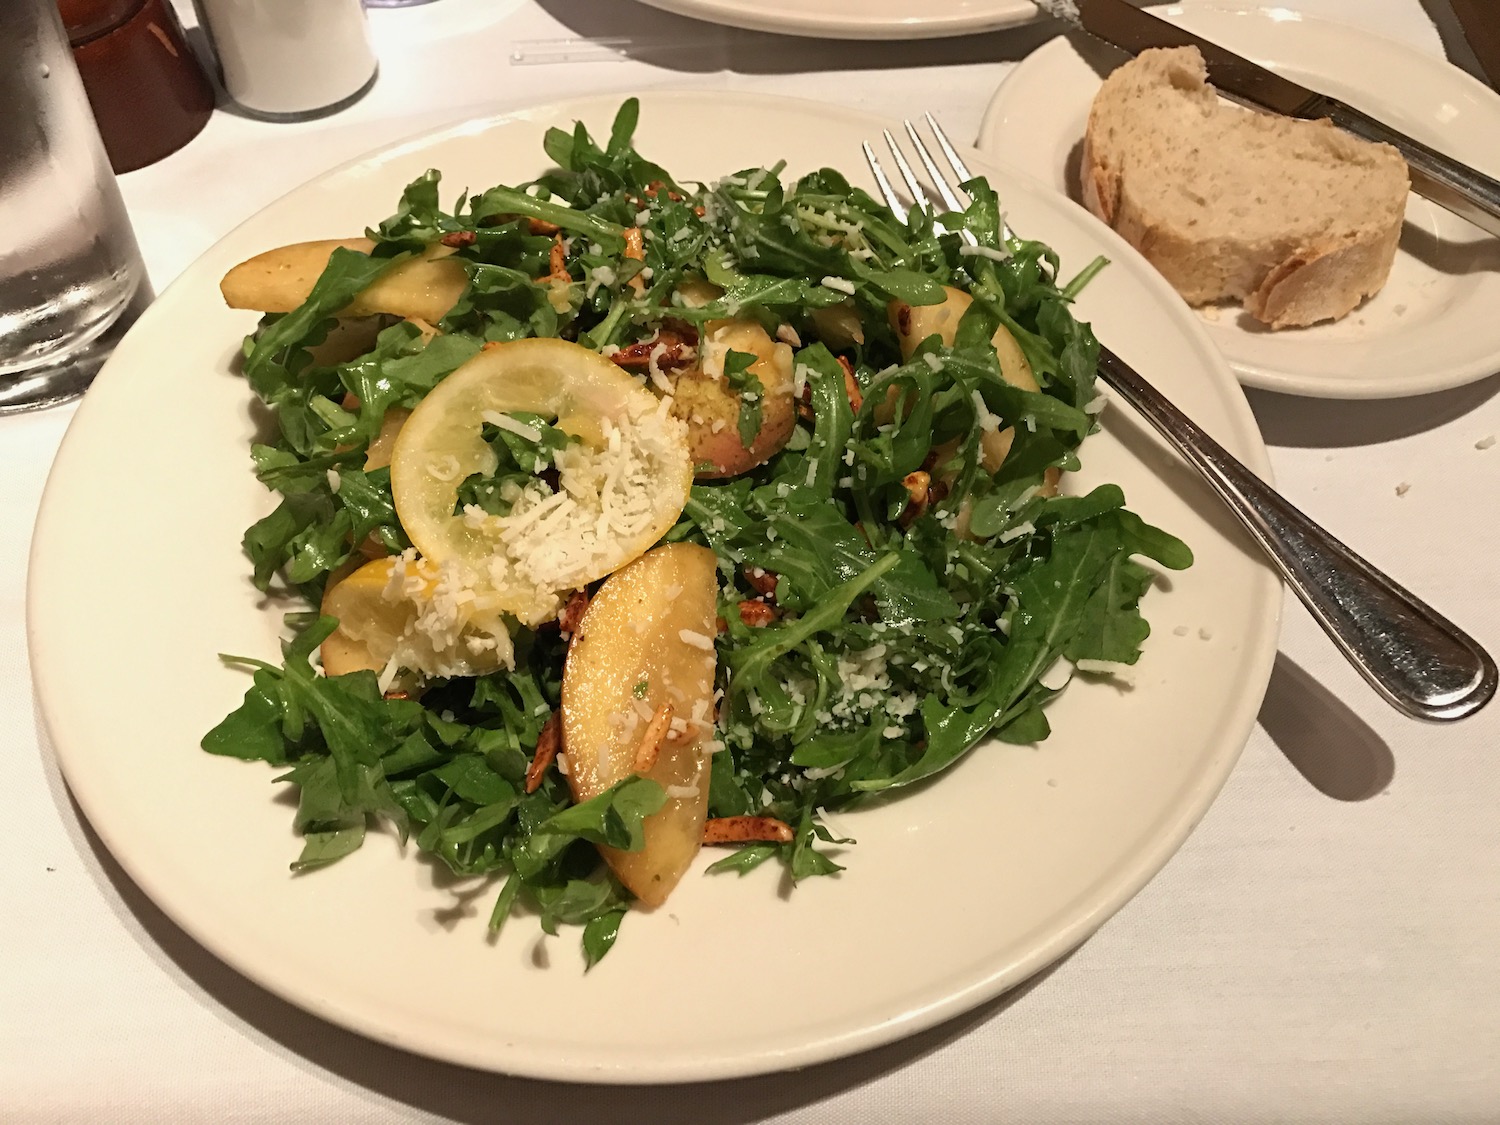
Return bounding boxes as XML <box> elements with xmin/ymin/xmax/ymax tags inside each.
<box><xmin>320</xmin><ymin>556</ymin><xmax>513</xmax><ymax>683</ymax></box>
<box><xmin>389</xmin><ymin>338</ymin><xmax>693</xmax><ymax>625</ymax></box>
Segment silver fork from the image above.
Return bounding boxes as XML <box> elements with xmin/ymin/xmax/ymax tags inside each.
<box><xmin>867</xmin><ymin>117</ymin><xmax>1495</xmax><ymax>722</ymax></box>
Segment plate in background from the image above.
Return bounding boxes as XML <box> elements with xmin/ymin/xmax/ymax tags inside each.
<box><xmin>980</xmin><ymin>2</ymin><xmax>1500</xmax><ymax>399</ymax></box>
<box><xmin>634</xmin><ymin>0</ymin><xmax>1037</xmax><ymax>39</ymax></box>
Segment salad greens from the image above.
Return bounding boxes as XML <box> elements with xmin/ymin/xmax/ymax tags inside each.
<box><xmin>206</xmin><ymin>99</ymin><xmax>1189</xmax><ymax>966</ymax></box>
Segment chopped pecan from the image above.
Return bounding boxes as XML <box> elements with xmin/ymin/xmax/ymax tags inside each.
<box><xmin>608</xmin><ymin>329</ymin><xmax>694</xmax><ymax>374</ymax></box>
<box><xmin>439</xmin><ymin>230</ymin><xmax>477</xmax><ymax>248</ymax></box>
<box><xmin>703</xmin><ymin>816</ymin><xmax>795</xmax><ymax>845</ymax></box>
<box><xmin>742</xmin><ymin>566</ymin><xmax>778</xmax><ymax>599</ymax></box>
<box><xmin>797</xmin><ymin>381</ymin><xmax>815</xmax><ymax>423</ymax></box>
<box><xmin>643</xmin><ymin>180</ymin><xmax>684</xmax><ymax>202</ymax></box>
<box><xmin>524</xmin><ymin>712</ymin><xmax>562</xmax><ymax>794</ymax></box>
<box><xmin>738</xmin><ymin>600</ymin><xmax>777</xmax><ymax>627</ymax></box>
<box><xmin>558</xmin><ymin>589</ymin><xmax>590</xmax><ymax>636</ymax></box>
<box><xmin>900</xmin><ymin>471</ymin><xmax>931</xmax><ymax>527</ymax></box>
<box><xmin>478</xmin><ymin>214</ymin><xmax>560</xmax><ymax>235</ymax></box>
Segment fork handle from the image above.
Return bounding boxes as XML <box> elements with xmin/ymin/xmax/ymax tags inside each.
<box><xmin>1096</xmin><ymin>346</ymin><xmax>1497</xmax><ymax>721</ymax></box>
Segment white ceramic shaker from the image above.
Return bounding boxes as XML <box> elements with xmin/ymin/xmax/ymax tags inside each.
<box><xmin>193</xmin><ymin>0</ymin><xmax>378</xmax><ymax>120</ymax></box>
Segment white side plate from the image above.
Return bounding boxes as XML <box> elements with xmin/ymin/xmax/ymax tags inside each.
<box><xmin>29</xmin><ymin>90</ymin><xmax>1279</xmax><ymax>1082</ymax></box>
<box><xmin>980</xmin><ymin>2</ymin><xmax>1500</xmax><ymax>399</ymax></box>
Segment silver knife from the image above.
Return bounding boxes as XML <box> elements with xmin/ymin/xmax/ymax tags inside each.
<box><xmin>1036</xmin><ymin>0</ymin><xmax>1500</xmax><ymax>238</ymax></box>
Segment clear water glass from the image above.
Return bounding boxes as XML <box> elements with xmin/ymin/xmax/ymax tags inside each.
<box><xmin>0</xmin><ymin>0</ymin><xmax>152</xmax><ymax>414</ymax></box>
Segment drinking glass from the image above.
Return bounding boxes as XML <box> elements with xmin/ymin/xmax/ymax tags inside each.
<box><xmin>0</xmin><ymin>0</ymin><xmax>152</xmax><ymax>414</ymax></box>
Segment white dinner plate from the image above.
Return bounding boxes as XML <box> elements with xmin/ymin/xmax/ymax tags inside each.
<box><xmin>634</xmin><ymin>0</ymin><xmax>1035</xmax><ymax>40</ymax></box>
<box><xmin>29</xmin><ymin>90</ymin><xmax>1279</xmax><ymax>1082</ymax></box>
<box><xmin>979</xmin><ymin>2</ymin><xmax>1500</xmax><ymax>399</ymax></box>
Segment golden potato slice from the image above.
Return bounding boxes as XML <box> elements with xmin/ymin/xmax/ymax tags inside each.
<box><xmin>305</xmin><ymin>316</ymin><xmax>384</xmax><ymax>367</ymax></box>
<box><xmin>363</xmin><ymin>407</ymin><xmax>411</xmax><ymax>471</ymax></box>
<box><xmin>889</xmin><ymin>286</ymin><xmax>971</xmax><ymax>362</ymax></box>
<box><xmin>675</xmin><ymin>278</ymin><xmax>724</xmax><ymax>309</ymax></box>
<box><xmin>811</xmin><ymin>300</ymin><xmax>865</xmax><ymax>349</ymax></box>
<box><xmin>561</xmin><ymin>543</ymin><xmax>718</xmax><ymax>907</ymax></box>
<box><xmin>887</xmin><ymin>286</ymin><xmax>1043</xmax><ymax>485</ymax></box>
<box><xmin>221</xmin><ymin>238</ymin><xmax>371</xmax><ymax>313</ymax></box>
<box><xmin>888</xmin><ymin>285</ymin><xmax>1038</xmax><ymax>391</ymax></box>
<box><xmin>220</xmin><ymin>238</ymin><xmax>468</xmax><ymax>323</ymax></box>
<box><xmin>675</xmin><ymin>319</ymin><xmax>795</xmax><ymax>478</ymax></box>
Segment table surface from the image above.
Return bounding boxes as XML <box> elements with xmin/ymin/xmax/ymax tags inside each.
<box><xmin>6</xmin><ymin>1</ymin><xmax>1499</xmax><ymax>1121</ymax></box>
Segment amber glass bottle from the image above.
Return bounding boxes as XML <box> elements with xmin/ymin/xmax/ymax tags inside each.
<box><xmin>57</xmin><ymin>0</ymin><xmax>215</xmax><ymax>173</ymax></box>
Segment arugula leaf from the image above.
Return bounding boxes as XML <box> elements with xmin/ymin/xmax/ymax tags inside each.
<box><xmin>244</xmin><ymin>247</ymin><xmax>405</xmax><ymax>395</ymax></box>
<box><xmin>202</xmin><ymin>668</ymin><xmax>287</xmax><ymax>763</ymax></box>
<box><xmin>582</xmin><ymin>909</ymin><xmax>626</xmax><ymax>970</ymax></box>
<box><xmin>706</xmin><ymin>845</ymin><xmax>780</xmax><ymax>876</ymax></box>
<box><xmin>208</xmin><ymin>100</ymin><xmax>1190</xmax><ymax>962</ymax></box>
<box><xmin>722</xmin><ymin>349</ymin><xmax>764</xmax><ymax>448</ymax></box>
<box><xmin>533</xmin><ymin>776</ymin><xmax>667</xmax><ymax>852</ymax></box>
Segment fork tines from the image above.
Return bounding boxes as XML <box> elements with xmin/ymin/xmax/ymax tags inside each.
<box><xmin>865</xmin><ymin>115</ymin><xmax>978</xmax><ymax>246</ymax></box>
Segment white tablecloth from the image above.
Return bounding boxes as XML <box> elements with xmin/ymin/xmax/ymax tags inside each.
<box><xmin>6</xmin><ymin>1</ymin><xmax>1499</xmax><ymax>1120</ymax></box>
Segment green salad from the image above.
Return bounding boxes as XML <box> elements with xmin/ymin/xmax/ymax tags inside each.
<box><xmin>204</xmin><ymin>99</ymin><xmax>1190</xmax><ymax>967</ymax></box>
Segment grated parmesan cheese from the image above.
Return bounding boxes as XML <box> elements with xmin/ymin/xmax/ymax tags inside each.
<box><xmin>1039</xmin><ymin>658</ymin><xmax>1074</xmax><ymax>691</ymax></box>
<box><xmin>1075</xmin><ymin>659</ymin><xmax>1136</xmax><ymax>685</ymax></box>
<box><xmin>481</xmin><ymin>411</ymin><xmax>544</xmax><ymax>444</ymax></box>
<box><xmin>958</xmin><ymin>243</ymin><xmax>1013</xmax><ymax>263</ymax></box>
<box><xmin>678</xmin><ymin>629</ymin><xmax>714</xmax><ymax>651</ymax></box>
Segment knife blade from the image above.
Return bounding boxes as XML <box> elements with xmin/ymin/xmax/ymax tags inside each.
<box><xmin>1036</xmin><ymin>0</ymin><xmax>1500</xmax><ymax>238</ymax></box>
<box><xmin>1449</xmin><ymin>0</ymin><xmax>1500</xmax><ymax>90</ymax></box>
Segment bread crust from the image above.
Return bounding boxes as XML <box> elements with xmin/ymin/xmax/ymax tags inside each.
<box><xmin>1081</xmin><ymin>47</ymin><xmax>1408</xmax><ymax>329</ymax></box>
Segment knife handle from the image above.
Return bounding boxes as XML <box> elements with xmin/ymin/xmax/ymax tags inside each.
<box><xmin>1308</xmin><ymin>95</ymin><xmax>1500</xmax><ymax>238</ymax></box>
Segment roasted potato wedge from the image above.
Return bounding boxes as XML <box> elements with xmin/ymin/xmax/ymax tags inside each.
<box><xmin>561</xmin><ymin>543</ymin><xmax>718</xmax><ymax>907</ymax></box>
<box><xmin>220</xmin><ymin>238</ymin><xmax>468</xmax><ymax>323</ymax></box>
<box><xmin>672</xmin><ymin>319</ymin><xmax>795</xmax><ymax>478</ymax></box>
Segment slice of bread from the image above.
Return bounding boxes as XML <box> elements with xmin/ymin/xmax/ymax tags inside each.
<box><xmin>1082</xmin><ymin>46</ymin><xmax>1409</xmax><ymax>329</ymax></box>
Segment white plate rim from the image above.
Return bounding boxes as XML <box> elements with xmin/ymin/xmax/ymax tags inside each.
<box><xmin>632</xmin><ymin>0</ymin><xmax>1038</xmax><ymax>40</ymax></box>
<box><xmin>978</xmin><ymin>1</ymin><xmax>1500</xmax><ymax>400</ymax></box>
<box><xmin>28</xmin><ymin>89</ymin><xmax>1282</xmax><ymax>1083</ymax></box>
